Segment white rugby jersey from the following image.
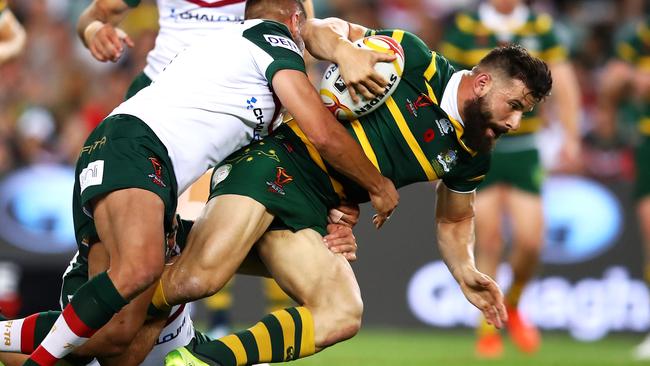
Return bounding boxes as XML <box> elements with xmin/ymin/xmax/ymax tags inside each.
<box><xmin>124</xmin><ymin>0</ymin><xmax>246</xmax><ymax>79</ymax></box>
<box><xmin>111</xmin><ymin>19</ymin><xmax>305</xmax><ymax>194</ymax></box>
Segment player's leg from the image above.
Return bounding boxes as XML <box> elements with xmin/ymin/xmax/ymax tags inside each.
<box><xmin>25</xmin><ymin>115</ymin><xmax>175</xmax><ymax>366</ymax></box>
<box><xmin>502</xmin><ymin>148</ymin><xmax>544</xmax><ymax>355</ymax></box>
<box><xmin>155</xmin><ymin>195</ymin><xmax>274</xmax><ymax>309</ymax></box>
<box><xmin>634</xmin><ymin>197</ymin><xmax>650</xmax><ymax>359</ymax></box>
<box><xmin>473</xmin><ymin>183</ymin><xmax>506</xmax><ymax>358</ymax></box>
<box><xmin>166</xmin><ymin>228</ymin><xmax>362</xmax><ymax>366</ymax></box>
<box><xmin>634</xmin><ymin>135</ymin><xmax>650</xmax><ymax>360</ymax></box>
<box><xmin>0</xmin><ymin>353</ymin><xmax>29</xmax><ymax>366</ymax></box>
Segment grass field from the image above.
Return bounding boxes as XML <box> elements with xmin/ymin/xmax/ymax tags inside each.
<box><xmin>291</xmin><ymin>328</ymin><xmax>645</xmax><ymax>366</ymax></box>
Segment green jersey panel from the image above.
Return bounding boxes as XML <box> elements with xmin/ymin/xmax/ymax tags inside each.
<box><xmin>441</xmin><ymin>10</ymin><xmax>566</xmax><ymax>136</ymax></box>
<box><xmin>243</xmin><ymin>21</ymin><xmax>306</xmax><ymax>81</ymax></box>
<box><xmin>308</xmin><ymin>29</ymin><xmax>489</xmax><ymax>198</ymax></box>
<box><xmin>615</xmin><ymin>17</ymin><xmax>650</xmax><ymax>134</ymax></box>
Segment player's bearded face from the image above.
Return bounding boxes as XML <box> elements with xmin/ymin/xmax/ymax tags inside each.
<box><xmin>462</xmin><ymin>95</ymin><xmax>508</xmax><ymax>153</ymax></box>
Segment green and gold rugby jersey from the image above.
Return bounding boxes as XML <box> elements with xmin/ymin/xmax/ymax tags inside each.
<box><xmin>288</xmin><ymin>29</ymin><xmax>490</xmax><ymax>203</ymax></box>
<box><xmin>441</xmin><ymin>7</ymin><xmax>566</xmax><ymax>136</ymax></box>
<box><xmin>615</xmin><ymin>16</ymin><xmax>650</xmax><ymax>135</ymax></box>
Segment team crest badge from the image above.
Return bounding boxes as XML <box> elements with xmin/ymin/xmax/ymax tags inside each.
<box><xmin>266</xmin><ymin>167</ymin><xmax>293</xmax><ymax>195</ymax></box>
<box><xmin>432</xmin><ymin>149</ymin><xmax>458</xmax><ymax>175</ymax></box>
<box><xmin>148</xmin><ymin>157</ymin><xmax>166</xmax><ymax>187</ymax></box>
<box><xmin>212</xmin><ymin>164</ymin><xmax>232</xmax><ymax>189</ymax></box>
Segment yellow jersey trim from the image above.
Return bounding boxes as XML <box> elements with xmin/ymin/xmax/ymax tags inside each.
<box><xmin>447</xmin><ymin>117</ymin><xmax>477</xmax><ymax>156</ymax></box>
<box><xmin>390</xmin><ymin>29</ymin><xmax>405</xmax><ymax>43</ymax></box>
<box><xmin>286</xmin><ymin>120</ymin><xmax>346</xmax><ymax>199</ymax></box>
<box><xmin>385</xmin><ymin>97</ymin><xmax>438</xmax><ymax>181</ymax></box>
<box><xmin>424</xmin><ymin>53</ymin><xmax>438</xmax><ymax>81</ymax></box>
<box><xmin>350</xmin><ymin>120</ymin><xmax>380</xmax><ymax>170</ymax></box>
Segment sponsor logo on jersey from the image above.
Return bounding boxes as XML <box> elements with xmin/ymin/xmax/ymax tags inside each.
<box><xmin>148</xmin><ymin>157</ymin><xmax>166</xmax><ymax>188</ymax></box>
<box><xmin>432</xmin><ymin>149</ymin><xmax>458</xmax><ymax>174</ymax></box>
<box><xmin>435</xmin><ymin>118</ymin><xmax>453</xmax><ymax>136</ymax></box>
<box><xmin>353</xmin><ymin>74</ymin><xmax>399</xmax><ymax>115</ymax></box>
<box><xmin>334</xmin><ymin>76</ymin><xmax>347</xmax><ymax>93</ymax></box>
<box><xmin>266</xmin><ymin>167</ymin><xmax>293</xmax><ymax>195</ymax></box>
<box><xmin>183</xmin><ymin>0</ymin><xmax>245</xmax><ymax>8</ymax></box>
<box><xmin>170</xmin><ymin>8</ymin><xmax>243</xmax><ymax>23</ymax></box>
<box><xmin>246</xmin><ymin>97</ymin><xmax>266</xmax><ymax>141</ymax></box>
<box><xmin>406</xmin><ymin>94</ymin><xmax>434</xmax><ymax>117</ymax></box>
<box><xmin>79</xmin><ymin>160</ymin><xmax>104</xmax><ymax>194</ymax></box>
<box><xmin>211</xmin><ymin>164</ymin><xmax>232</xmax><ymax>189</ymax></box>
<box><xmin>263</xmin><ymin>34</ymin><xmax>302</xmax><ymax>55</ymax></box>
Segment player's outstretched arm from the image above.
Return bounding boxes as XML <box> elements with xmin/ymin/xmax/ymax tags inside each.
<box><xmin>302</xmin><ymin>17</ymin><xmax>395</xmax><ymax>102</ymax></box>
<box><xmin>549</xmin><ymin>61</ymin><xmax>582</xmax><ymax>171</ymax></box>
<box><xmin>273</xmin><ymin>69</ymin><xmax>398</xmax><ymax>228</ymax></box>
<box><xmin>0</xmin><ymin>8</ymin><xmax>26</xmax><ymax>64</ymax></box>
<box><xmin>77</xmin><ymin>0</ymin><xmax>134</xmax><ymax>62</ymax></box>
<box><xmin>435</xmin><ymin>182</ymin><xmax>507</xmax><ymax>328</ymax></box>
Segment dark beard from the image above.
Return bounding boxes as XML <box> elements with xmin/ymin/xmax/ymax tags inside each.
<box><xmin>461</xmin><ymin>96</ymin><xmax>507</xmax><ymax>153</ymax></box>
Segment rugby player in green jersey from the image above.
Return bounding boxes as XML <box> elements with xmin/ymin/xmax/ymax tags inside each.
<box><xmin>596</xmin><ymin>15</ymin><xmax>650</xmax><ymax>360</ymax></box>
<box><xmin>0</xmin><ymin>0</ymin><xmax>25</xmax><ymax>64</ymax></box>
<box><xmin>150</xmin><ymin>17</ymin><xmax>552</xmax><ymax>366</ymax></box>
<box><xmin>440</xmin><ymin>0</ymin><xmax>581</xmax><ymax>356</ymax></box>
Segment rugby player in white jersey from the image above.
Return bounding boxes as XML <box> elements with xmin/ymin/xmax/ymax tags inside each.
<box><xmin>17</xmin><ymin>1</ymin><xmax>397</xmax><ymax>366</ymax></box>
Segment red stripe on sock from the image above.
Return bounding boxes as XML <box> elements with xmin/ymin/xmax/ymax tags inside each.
<box><xmin>20</xmin><ymin>313</ymin><xmax>38</xmax><ymax>353</ymax></box>
<box><xmin>30</xmin><ymin>346</ymin><xmax>59</xmax><ymax>366</ymax></box>
<box><xmin>62</xmin><ymin>305</ymin><xmax>96</xmax><ymax>337</ymax></box>
<box><xmin>165</xmin><ymin>304</ymin><xmax>185</xmax><ymax>326</ymax></box>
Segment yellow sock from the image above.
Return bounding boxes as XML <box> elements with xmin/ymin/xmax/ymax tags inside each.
<box><xmin>505</xmin><ymin>280</ymin><xmax>525</xmax><ymax>308</ymax></box>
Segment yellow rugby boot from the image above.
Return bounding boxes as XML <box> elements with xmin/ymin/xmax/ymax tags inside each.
<box><xmin>165</xmin><ymin>347</ymin><xmax>212</xmax><ymax>366</ymax></box>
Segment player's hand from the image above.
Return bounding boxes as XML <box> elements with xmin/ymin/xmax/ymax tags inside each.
<box><xmin>454</xmin><ymin>265</ymin><xmax>507</xmax><ymax>329</ymax></box>
<box><xmin>334</xmin><ymin>42</ymin><xmax>396</xmax><ymax>104</ymax></box>
<box><xmin>369</xmin><ymin>176</ymin><xmax>398</xmax><ymax>229</ymax></box>
<box><xmin>85</xmin><ymin>21</ymin><xmax>134</xmax><ymax>62</ymax></box>
<box><xmin>328</xmin><ymin>202</ymin><xmax>360</xmax><ymax>227</ymax></box>
<box><xmin>324</xmin><ymin>223</ymin><xmax>357</xmax><ymax>262</ymax></box>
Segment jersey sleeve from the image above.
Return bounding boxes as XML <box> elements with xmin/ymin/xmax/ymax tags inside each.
<box><xmin>442</xmin><ymin>153</ymin><xmax>491</xmax><ymax>193</ymax></box>
<box><xmin>243</xmin><ymin>20</ymin><xmax>306</xmax><ymax>82</ymax></box>
<box><xmin>122</xmin><ymin>0</ymin><xmax>141</xmax><ymax>8</ymax></box>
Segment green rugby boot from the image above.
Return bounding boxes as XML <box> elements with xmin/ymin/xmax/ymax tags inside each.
<box><xmin>165</xmin><ymin>347</ymin><xmax>213</xmax><ymax>366</ymax></box>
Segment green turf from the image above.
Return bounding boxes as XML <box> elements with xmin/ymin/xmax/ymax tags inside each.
<box><xmin>291</xmin><ymin>328</ymin><xmax>645</xmax><ymax>366</ymax></box>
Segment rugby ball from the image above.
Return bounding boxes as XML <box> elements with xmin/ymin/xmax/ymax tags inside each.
<box><xmin>320</xmin><ymin>35</ymin><xmax>405</xmax><ymax>121</ymax></box>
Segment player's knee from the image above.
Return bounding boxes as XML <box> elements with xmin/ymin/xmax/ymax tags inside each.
<box><xmin>182</xmin><ymin>272</ymin><xmax>226</xmax><ymax>301</ymax></box>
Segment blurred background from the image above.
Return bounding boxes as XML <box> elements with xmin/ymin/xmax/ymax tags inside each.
<box><xmin>0</xmin><ymin>0</ymin><xmax>648</xmax><ymax>364</ymax></box>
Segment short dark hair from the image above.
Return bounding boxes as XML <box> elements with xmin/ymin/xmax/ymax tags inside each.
<box><xmin>245</xmin><ymin>0</ymin><xmax>306</xmax><ymax>22</ymax></box>
<box><xmin>477</xmin><ymin>44</ymin><xmax>552</xmax><ymax>103</ymax></box>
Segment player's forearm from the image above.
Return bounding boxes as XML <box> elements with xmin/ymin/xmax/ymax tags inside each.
<box><xmin>595</xmin><ymin>60</ymin><xmax>632</xmax><ymax>139</ymax></box>
<box><xmin>77</xmin><ymin>0</ymin><xmax>128</xmax><ymax>48</ymax></box>
<box><xmin>302</xmin><ymin>17</ymin><xmax>366</xmax><ymax>63</ymax></box>
<box><xmin>550</xmin><ymin>62</ymin><xmax>580</xmax><ymax>140</ymax></box>
<box><xmin>308</xmin><ymin>116</ymin><xmax>385</xmax><ymax>195</ymax></box>
<box><xmin>436</xmin><ymin>217</ymin><xmax>477</xmax><ymax>284</ymax></box>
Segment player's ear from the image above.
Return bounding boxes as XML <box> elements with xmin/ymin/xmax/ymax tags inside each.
<box><xmin>473</xmin><ymin>72</ymin><xmax>492</xmax><ymax>97</ymax></box>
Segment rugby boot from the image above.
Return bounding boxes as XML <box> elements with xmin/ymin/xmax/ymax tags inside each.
<box><xmin>507</xmin><ymin>306</ymin><xmax>540</xmax><ymax>354</ymax></box>
<box><xmin>165</xmin><ymin>346</ymin><xmax>216</xmax><ymax>366</ymax></box>
<box><xmin>476</xmin><ymin>333</ymin><xmax>503</xmax><ymax>358</ymax></box>
<box><xmin>475</xmin><ymin>317</ymin><xmax>503</xmax><ymax>358</ymax></box>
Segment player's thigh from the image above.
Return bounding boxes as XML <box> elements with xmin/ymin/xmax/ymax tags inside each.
<box><xmin>256</xmin><ymin>229</ymin><xmax>361</xmax><ymax>317</ymax></box>
<box><xmin>173</xmin><ymin>194</ymin><xmax>274</xmax><ymax>285</ymax></box>
<box><xmin>505</xmin><ymin>187</ymin><xmax>544</xmax><ymax>248</ymax></box>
